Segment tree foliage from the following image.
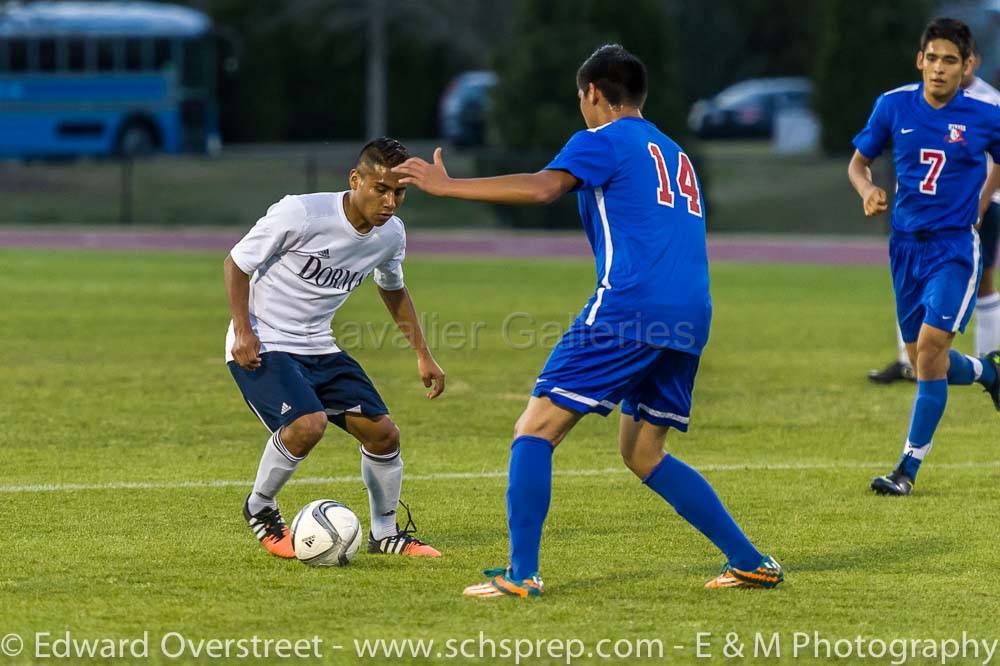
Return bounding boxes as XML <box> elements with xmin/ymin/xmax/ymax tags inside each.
<box><xmin>814</xmin><ymin>0</ymin><xmax>932</xmax><ymax>155</ymax></box>
<box><xmin>185</xmin><ymin>0</ymin><xmax>510</xmax><ymax>141</ymax></box>
<box><xmin>489</xmin><ymin>0</ymin><xmax>686</xmax><ymax>151</ymax></box>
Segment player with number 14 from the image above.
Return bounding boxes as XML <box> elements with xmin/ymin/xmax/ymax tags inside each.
<box><xmin>395</xmin><ymin>44</ymin><xmax>782</xmax><ymax>597</ymax></box>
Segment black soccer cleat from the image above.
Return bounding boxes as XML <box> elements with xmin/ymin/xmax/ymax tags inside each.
<box><xmin>984</xmin><ymin>351</ymin><xmax>1000</xmax><ymax>412</ymax></box>
<box><xmin>870</xmin><ymin>468</ymin><xmax>914</xmax><ymax>496</ymax></box>
<box><xmin>867</xmin><ymin>360</ymin><xmax>916</xmax><ymax>384</ymax></box>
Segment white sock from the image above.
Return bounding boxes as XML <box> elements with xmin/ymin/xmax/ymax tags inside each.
<box><xmin>975</xmin><ymin>292</ymin><xmax>1000</xmax><ymax>357</ymax></box>
<box><xmin>968</xmin><ymin>355</ymin><xmax>984</xmax><ymax>381</ymax></box>
<box><xmin>903</xmin><ymin>439</ymin><xmax>933</xmax><ymax>461</ymax></box>
<box><xmin>248</xmin><ymin>429</ymin><xmax>304</xmax><ymax>515</ymax></box>
<box><xmin>360</xmin><ymin>446</ymin><xmax>403</xmax><ymax>540</ymax></box>
<box><xmin>896</xmin><ymin>324</ymin><xmax>911</xmax><ymax>367</ymax></box>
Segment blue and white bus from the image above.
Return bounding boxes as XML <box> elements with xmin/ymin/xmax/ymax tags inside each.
<box><xmin>0</xmin><ymin>1</ymin><xmax>221</xmax><ymax>157</ymax></box>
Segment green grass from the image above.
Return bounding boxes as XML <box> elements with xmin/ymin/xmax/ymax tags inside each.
<box><xmin>0</xmin><ymin>250</ymin><xmax>996</xmax><ymax>664</ymax></box>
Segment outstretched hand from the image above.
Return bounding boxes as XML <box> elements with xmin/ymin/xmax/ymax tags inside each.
<box><xmin>393</xmin><ymin>147</ymin><xmax>452</xmax><ymax>196</ymax></box>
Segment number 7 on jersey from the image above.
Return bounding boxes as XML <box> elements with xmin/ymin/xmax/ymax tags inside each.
<box><xmin>648</xmin><ymin>142</ymin><xmax>703</xmax><ymax>216</ymax></box>
<box><xmin>919</xmin><ymin>148</ymin><xmax>946</xmax><ymax>195</ymax></box>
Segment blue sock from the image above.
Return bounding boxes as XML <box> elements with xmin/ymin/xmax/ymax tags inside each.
<box><xmin>900</xmin><ymin>379</ymin><xmax>947</xmax><ymax>480</ymax></box>
<box><xmin>643</xmin><ymin>454</ymin><xmax>762</xmax><ymax>571</ymax></box>
<box><xmin>947</xmin><ymin>349</ymin><xmax>997</xmax><ymax>388</ymax></box>
<box><xmin>506</xmin><ymin>435</ymin><xmax>553</xmax><ymax>580</ymax></box>
<box><xmin>947</xmin><ymin>350</ymin><xmax>976</xmax><ymax>385</ymax></box>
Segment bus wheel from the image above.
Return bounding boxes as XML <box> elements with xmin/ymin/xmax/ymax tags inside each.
<box><xmin>116</xmin><ymin>122</ymin><xmax>157</xmax><ymax>157</ymax></box>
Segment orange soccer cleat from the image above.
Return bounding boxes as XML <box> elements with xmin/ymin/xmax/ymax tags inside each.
<box><xmin>366</xmin><ymin>501</ymin><xmax>441</xmax><ymax>557</ymax></box>
<box><xmin>705</xmin><ymin>555</ymin><xmax>784</xmax><ymax>589</ymax></box>
<box><xmin>463</xmin><ymin>567</ymin><xmax>544</xmax><ymax>599</ymax></box>
<box><xmin>367</xmin><ymin>530</ymin><xmax>441</xmax><ymax>557</ymax></box>
<box><xmin>243</xmin><ymin>496</ymin><xmax>296</xmax><ymax>559</ymax></box>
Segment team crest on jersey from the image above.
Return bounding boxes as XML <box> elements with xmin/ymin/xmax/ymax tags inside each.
<box><xmin>946</xmin><ymin>123</ymin><xmax>967</xmax><ymax>144</ymax></box>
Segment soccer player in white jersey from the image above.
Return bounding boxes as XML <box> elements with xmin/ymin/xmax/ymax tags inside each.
<box><xmin>869</xmin><ymin>45</ymin><xmax>1000</xmax><ymax>383</ymax></box>
<box><xmin>224</xmin><ymin>138</ymin><xmax>444</xmax><ymax>559</ymax></box>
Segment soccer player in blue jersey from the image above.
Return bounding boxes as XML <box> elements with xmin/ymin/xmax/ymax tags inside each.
<box><xmin>849</xmin><ymin>18</ymin><xmax>1000</xmax><ymax>496</ymax></box>
<box><xmin>868</xmin><ymin>43</ymin><xmax>1000</xmax><ymax>384</ymax></box>
<box><xmin>394</xmin><ymin>44</ymin><xmax>782</xmax><ymax>596</ymax></box>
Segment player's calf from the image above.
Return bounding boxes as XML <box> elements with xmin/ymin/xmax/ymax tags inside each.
<box><xmin>348</xmin><ymin>414</ymin><xmax>441</xmax><ymax>557</ymax></box>
<box><xmin>244</xmin><ymin>427</ymin><xmax>308</xmax><ymax>558</ymax></box>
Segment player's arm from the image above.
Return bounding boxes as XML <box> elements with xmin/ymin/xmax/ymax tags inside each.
<box><xmin>848</xmin><ymin>150</ymin><xmax>888</xmax><ymax>217</ymax></box>
<box><xmin>224</xmin><ymin>254</ymin><xmax>261</xmax><ymax>370</ymax></box>
<box><xmin>393</xmin><ymin>147</ymin><xmax>578</xmax><ymax>204</ymax></box>
<box><xmin>377</xmin><ymin>286</ymin><xmax>445</xmax><ymax>399</ymax></box>
<box><xmin>979</xmin><ymin>164</ymin><xmax>1000</xmax><ymax>226</ymax></box>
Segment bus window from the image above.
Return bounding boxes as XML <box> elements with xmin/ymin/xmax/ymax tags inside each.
<box><xmin>9</xmin><ymin>39</ymin><xmax>28</xmax><ymax>72</ymax></box>
<box><xmin>153</xmin><ymin>39</ymin><xmax>174</xmax><ymax>69</ymax></box>
<box><xmin>39</xmin><ymin>39</ymin><xmax>57</xmax><ymax>71</ymax></box>
<box><xmin>96</xmin><ymin>39</ymin><xmax>115</xmax><ymax>71</ymax></box>
<box><xmin>182</xmin><ymin>37</ymin><xmax>209</xmax><ymax>88</ymax></box>
<box><xmin>67</xmin><ymin>39</ymin><xmax>86</xmax><ymax>72</ymax></box>
<box><xmin>124</xmin><ymin>38</ymin><xmax>143</xmax><ymax>71</ymax></box>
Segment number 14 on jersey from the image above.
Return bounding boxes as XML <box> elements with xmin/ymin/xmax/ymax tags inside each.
<box><xmin>648</xmin><ymin>142</ymin><xmax>703</xmax><ymax>217</ymax></box>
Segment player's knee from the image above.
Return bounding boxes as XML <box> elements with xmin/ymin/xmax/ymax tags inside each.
<box><xmin>916</xmin><ymin>337</ymin><xmax>949</xmax><ymax>360</ymax></box>
<box><xmin>364</xmin><ymin>420</ymin><xmax>400</xmax><ymax>456</ymax></box>
<box><xmin>514</xmin><ymin>419</ymin><xmax>566</xmax><ymax>446</ymax></box>
<box><xmin>513</xmin><ymin>410</ymin><xmax>569</xmax><ymax>445</ymax></box>
<box><xmin>620</xmin><ymin>449</ymin><xmax>641</xmax><ymax>475</ymax></box>
<box><xmin>620</xmin><ymin>449</ymin><xmax>659</xmax><ymax>479</ymax></box>
<box><xmin>286</xmin><ymin>411</ymin><xmax>328</xmax><ymax>450</ymax></box>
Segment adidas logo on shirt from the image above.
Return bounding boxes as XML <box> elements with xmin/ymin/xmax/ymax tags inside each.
<box><xmin>280</xmin><ymin>403</ymin><xmax>291</xmax><ymax>415</ymax></box>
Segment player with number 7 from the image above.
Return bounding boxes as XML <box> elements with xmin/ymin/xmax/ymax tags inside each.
<box><xmin>848</xmin><ymin>17</ymin><xmax>1000</xmax><ymax>497</ymax></box>
<box><xmin>393</xmin><ymin>44</ymin><xmax>782</xmax><ymax>597</ymax></box>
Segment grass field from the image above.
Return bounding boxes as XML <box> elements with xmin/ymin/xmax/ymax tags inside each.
<box><xmin>1</xmin><ymin>249</ymin><xmax>997</xmax><ymax>665</ymax></box>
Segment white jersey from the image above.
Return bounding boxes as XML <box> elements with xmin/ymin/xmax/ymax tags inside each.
<box><xmin>225</xmin><ymin>191</ymin><xmax>406</xmax><ymax>362</ymax></box>
<box><xmin>966</xmin><ymin>76</ymin><xmax>1000</xmax><ymax>205</ymax></box>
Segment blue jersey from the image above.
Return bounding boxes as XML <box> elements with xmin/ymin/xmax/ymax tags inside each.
<box><xmin>545</xmin><ymin>117</ymin><xmax>711</xmax><ymax>355</ymax></box>
<box><xmin>853</xmin><ymin>82</ymin><xmax>1000</xmax><ymax>233</ymax></box>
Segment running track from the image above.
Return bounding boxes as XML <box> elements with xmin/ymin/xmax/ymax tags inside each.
<box><xmin>0</xmin><ymin>228</ymin><xmax>888</xmax><ymax>265</ymax></box>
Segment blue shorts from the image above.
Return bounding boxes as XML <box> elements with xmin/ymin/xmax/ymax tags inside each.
<box><xmin>890</xmin><ymin>227</ymin><xmax>982</xmax><ymax>343</ymax></box>
<box><xmin>228</xmin><ymin>351</ymin><xmax>388</xmax><ymax>433</ymax></box>
<box><xmin>981</xmin><ymin>203</ymin><xmax>999</xmax><ymax>270</ymax></box>
<box><xmin>532</xmin><ymin>324</ymin><xmax>700</xmax><ymax>431</ymax></box>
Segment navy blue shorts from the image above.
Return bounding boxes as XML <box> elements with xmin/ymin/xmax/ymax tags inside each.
<box><xmin>981</xmin><ymin>203</ymin><xmax>999</xmax><ymax>270</ymax></box>
<box><xmin>532</xmin><ymin>323</ymin><xmax>700</xmax><ymax>431</ymax></box>
<box><xmin>228</xmin><ymin>351</ymin><xmax>388</xmax><ymax>433</ymax></box>
<box><xmin>890</xmin><ymin>227</ymin><xmax>982</xmax><ymax>343</ymax></box>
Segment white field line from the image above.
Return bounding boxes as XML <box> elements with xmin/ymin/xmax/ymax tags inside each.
<box><xmin>2</xmin><ymin>460</ymin><xmax>1000</xmax><ymax>494</ymax></box>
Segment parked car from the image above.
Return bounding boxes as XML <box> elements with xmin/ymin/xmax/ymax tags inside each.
<box><xmin>688</xmin><ymin>77</ymin><xmax>812</xmax><ymax>139</ymax></box>
<box><xmin>439</xmin><ymin>70</ymin><xmax>497</xmax><ymax>147</ymax></box>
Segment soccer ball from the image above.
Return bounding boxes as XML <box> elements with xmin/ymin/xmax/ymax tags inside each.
<box><xmin>291</xmin><ymin>499</ymin><xmax>363</xmax><ymax>566</ymax></box>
